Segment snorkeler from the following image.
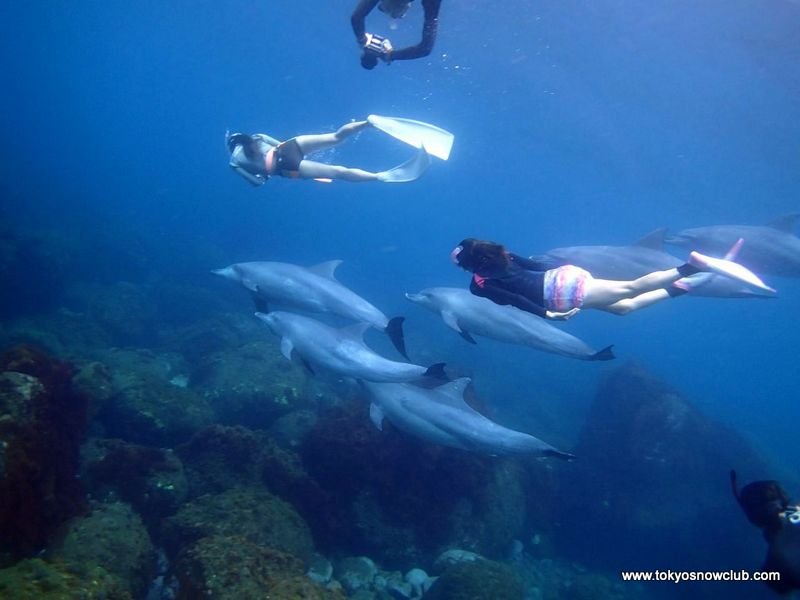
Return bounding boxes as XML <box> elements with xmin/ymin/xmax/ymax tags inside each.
<box><xmin>731</xmin><ymin>470</ymin><xmax>800</xmax><ymax>594</ymax></box>
<box><xmin>450</xmin><ymin>238</ymin><xmax>776</xmax><ymax>320</ymax></box>
<box><xmin>227</xmin><ymin>119</ymin><xmax>430</xmax><ymax>186</ymax></box>
<box><xmin>351</xmin><ymin>0</ymin><xmax>442</xmax><ymax>70</ymax></box>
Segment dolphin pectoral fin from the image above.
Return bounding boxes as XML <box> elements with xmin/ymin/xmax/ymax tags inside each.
<box><xmin>766</xmin><ymin>213</ymin><xmax>800</xmax><ymax>232</ymax></box>
<box><xmin>441</xmin><ymin>310</ymin><xmax>462</xmax><ymax>333</ymax></box>
<box><xmin>385</xmin><ymin>316</ymin><xmax>408</xmax><ymax>359</ymax></box>
<box><xmin>280</xmin><ymin>337</ymin><xmax>294</xmax><ymax>360</ymax></box>
<box><xmin>251</xmin><ymin>291</ymin><xmax>270</xmax><ymax>313</ymax></box>
<box><xmin>308</xmin><ymin>260</ymin><xmax>343</xmax><ymax>280</ymax></box>
<box><xmin>459</xmin><ymin>330</ymin><xmax>477</xmax><ymax>345</ymax></box>
<box><xmin>590</xmin><ymin>345</ymin><xmax>615</xmax><ymax>361</ymax></box>
<box><xmin>241</xmin><ymin>277</ymin><xmax>259</xmax><ymax>292</ymax></box>
<box><xmin>301</xmin><ymin>359</ymin><xmax>316</xmax><ymax>375</ymax></box>
<box><xmin>369</xmin><ymin>403</ymin><xmax>385</xmax><ymax>431</ymax></box>
<box><xmin>543</xmin><ymin>448</ymin><xmax>577</xmax><ymax>461</ymax></box>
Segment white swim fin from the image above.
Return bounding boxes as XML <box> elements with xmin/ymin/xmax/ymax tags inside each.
<box><xmin>377</xmin><ymin>146</ymin><xmax>431</xmax><ymax>183</ymax></box>
<box><xmin>688</xmin><ymin>240</ymin><xmax>776</xmax><ymax>296</ymax></box>
<box><xmin>368</xmin><ymin>114</ymin><xmax>454</xmax><ymax>161</ymax></box>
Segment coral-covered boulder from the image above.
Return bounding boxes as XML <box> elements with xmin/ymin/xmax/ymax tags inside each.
<box><xmin>300</xmin><ymin>400</ymin><xmax>533</xmax><ymax>567</ymax></box>
<box><xmin>173</xmin><ymin>535</ymin><xmax>344</xmax><ymax>600</ymax></box>
<box><xmin>0</xmin><ymin>345</ymin><xmax>88</xmax><ymax>563</ymax></box>
<box><xmin>52</xmin><ymin>501</ymin><xmax>155</xmax><ymax>599</ymax></box>
<box><xmin>425</xmin><ymin>559</ymin><xmax>523</xmax><ymax>600</ymax></box>
<box><xmin>81</xmin><ymin>438</ymin><xmax>188</xmax><ymax>525</ymax></box>
<box><xmin>0</xmin><ymin>558</ymin><xmax>132</xmax><ymax>599</ymax></box>
<box><xmin>162</xmin><ymin>486</ymin><xmax>315</xmax><ymax>564</ymax></box>
<box><xmin>558</xmin><ymin>363</ymin><xmax>768</xmax><ymax>574</ymax></box>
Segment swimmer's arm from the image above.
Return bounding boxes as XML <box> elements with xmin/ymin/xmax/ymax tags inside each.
<box><xmin>470</xmin><ymin>278</ymin><xmax>548</xmax><ymax>318</ymax></box>
<box><xmin>388</xmin><ymin>0</ymin><xmax>440</xmax><ymax>61</ymax></box>
<box><xmin>230</xmin><ymin>164</ymin><xmax>265</xmax><ymax>187</ymax></box>
<box><xmin>351</xmin><ymin>0</ymin><xmax>381</xmax><ymax>44</ymax></box>
<box><xmin>252</xmin><ymin>133</ymin><xmax>281</xmax><ymax>146</ymax></box>
<box><xmin>509</xmin><ymin>253</ymin><xmax>557</xmax><ymax>271</ymax></box>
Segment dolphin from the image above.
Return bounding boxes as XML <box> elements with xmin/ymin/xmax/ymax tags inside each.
<box><xmin>255</xmin><ymin>311</ymin><xmax>444</xmax><ymax>383</ymax></box>
<box><xmin>360</xmin><ymin>378</ymin><xmax>575</xmax><ymax>459</ymax></box>
<box><xmin>405</xmin><ymin>287</ymin><xmax>614</xmax><ymax>361</ymax></box>
<box><xmin>664</xmin><ymin>214</ymin><xmax>800</xmax><ymax>277</ymax></box>
<box><xmin>537</xmin><ymin>229</ymin><xmax>770</xmax><ymax>299</ymax></box>
<box><xmin>213</xmin><ymin>260</ymin><xmax>407</xmax><ymax>357</ymax></box>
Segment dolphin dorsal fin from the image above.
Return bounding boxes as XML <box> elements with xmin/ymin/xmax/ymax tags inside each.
<box><xmin>634</xmin><ymin>228</ymin><xmax>668</xmax><ymax>250</ymax></box>
<box><xmin>308</xmin><ymin>260</ymin><xmax>343</xmax><ymax>280</ymax></box>
<box><xmin>766</xmin><ymin>213</ymin><xmax>800</xmax><ymax>233</ymax></box>
<box><xmin>433</xmin><ymin>377</ymin><xmax>483</xmax><ymax>416</ymax></box>
<box><xmin>341</xmin><ymin>322</ymin><xmax>371</xmax><ymax>342</ymax></box>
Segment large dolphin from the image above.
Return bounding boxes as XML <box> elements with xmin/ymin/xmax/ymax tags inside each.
<box><xmin>537</xmin><ymin>229</ymin><xmax>769</xmax><ymax>299</ymax></box>
<box><xmin>255</xmin><ymin>311</ymin><xmax>444</xmax><ymax>383</ymax></box>
<box><xmin>664</xmin><ymin>214</ymin><xmax>800</xmax><ymax>277</ymax></box>
<box><xmin>360</xmin><ymin>378</ymin><xmax>574</xmax><ymax>459</ymax></box>
<box><xmin>213</xmin><ymin>260</ymin><xmax>407</xmax><ymax>357</ymax></box>
<box><xmin>405</xmin><ymin>287</ymin><xmax>614</xmax><ymax>361</ymax></box>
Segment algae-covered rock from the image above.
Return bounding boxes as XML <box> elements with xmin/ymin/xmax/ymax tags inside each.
<box><xmin>0</xmin><ymin>346</ymin><xmax>88</xmax><ymax>562</ymax></box>
<box><xmin>93</xmin><ymin>349</ymin><xmax>213</xmax><ymax>446</ymax></box>
<box><xmin>81</xmin><ymin>438</ymin><xmax>188</xmax><ymax>523</ymax></box>
<box><xmin>173</xmin><ymin>535</ymin><xmax>344</xmax><ymax>600</ymax></box>
<box><xmin>424</xmin><ymin>559</ymin><xmax>523</xmax><ymax>600</ymax></box>
<box><xmin>163</xmin><ymin>486</ymin><xmax>315</xmax><ymax>564</ymax></box>
<box><xmin>193</xmin><ymin>340</ymin><xmax>312</xmax><ymax>430</ymax></box>
<box><xmin>52</xmin><ymin>501</ymin><xmax>155</xmax><ymax>598</ymax></box>
<box><xmin>0</xmin><ymin>558</ymin><xmax>132</xmax><ymax>600</ymax></box>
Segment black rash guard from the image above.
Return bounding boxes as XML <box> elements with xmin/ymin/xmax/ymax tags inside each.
<box><xmin>351</xmin><ymin>0</ymin><xmax>441</xmax><ymax>61</ymax></box>
<box><xmin>469</xmin><ymin>254</ymin><xmax>559</xmax><ymax>319</ymax></box>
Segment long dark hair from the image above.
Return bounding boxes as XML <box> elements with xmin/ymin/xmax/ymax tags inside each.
<box><xmin>456</xmin><ymin>238</ymin><xmax>510</xmax><ymax>272</ymax></box>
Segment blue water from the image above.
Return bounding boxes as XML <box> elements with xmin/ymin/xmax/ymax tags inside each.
<box><xmin>3</xmin><ymin>0</ymin><xmax>800</xmax><ymax>588</ymax></box>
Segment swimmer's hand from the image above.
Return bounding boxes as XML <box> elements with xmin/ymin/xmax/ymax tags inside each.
<box><xmin>545</xmin><ymin>308</ymin><xmax>580</xmax><ymax>321</ymax></box>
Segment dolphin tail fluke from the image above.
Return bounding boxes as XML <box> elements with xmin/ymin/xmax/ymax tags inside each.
<box><xmin>590</xmin><ymin>345</ymin><xmax>615</xmax><ymax>361</ymax></box>
<box><xmin>376</xmin><ymin>146</ymin><xmax>431</xmax><ymax>183</ymax></box>
<box><xmin>385</xmin><ymin>316</ymin><xmax>408</xmax><ymax>359</ymax></box>
<box><xmin>368</xmin><ymin>114</ymin><xmax>454</xmax><ymax>160</ymax></box>
<box><xmin>423</xmin><ymin>362</ymin><xmax>448</xmax><ymax>380</ymax></box>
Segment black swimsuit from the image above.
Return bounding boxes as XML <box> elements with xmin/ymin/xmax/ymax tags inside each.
<box><xmin>469</xmin><ymin>254</ymin><xmax>557</xmax><ymax>319</ymax></box>
<box><xmin>273</xmin><ymin>138</ymin><xmax>305</xmax><ymax>176</ymax></box>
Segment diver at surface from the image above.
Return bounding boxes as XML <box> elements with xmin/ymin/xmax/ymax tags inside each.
<box><xmin>351</xmin><ymin>0</ymin><xmax>442</xmax><ymax>70</ymax></box>
<box><xmin>226</xmin><ymin>119</ymin><xmax>430</xmax><ymax>186</ymax></box>
<box><xmin>731</xmin><ymin>470</ymin><xmax>800</xmax><ymax>594</ymax></box>
<box><xmin>451</xmin><ymin>238</ymin><xmax>776</xmax><ymax>320</ymax></box>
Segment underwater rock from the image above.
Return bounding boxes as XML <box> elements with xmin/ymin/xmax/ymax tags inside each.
<box><xmin>558</xmin><ymin>362</ymin><xmax>768</xmax><ymax>573</ymax></box>
<box><xmin>0</xmin><ymin>310</ymin><xmax>113</xmax><ymax>361</ymax></box>
<box><xmin>192</xmin><ymin>339</ymin><xmax>312</xmax><ymax>430</ymax></box>
<box><xmin>52</xmin><ymin>500</ymin><xmax>156</xmax><ymax>598</ymax></box>
<box><xmin>173</xmin><ymin>534</ymin><xmax>344</xmax><ymax>600</ymax></box>
<box><xmin>176</xmin><ymin>424</ymin><xmax>271</xmax><ymax>497</ymax></box>
<box><xmin>269</xmin><ymin>408</ymin><xmax>319</xmax><ymax>449</ymax></box>
<box><xmin>93</xmin><ymin>348</ymin><xmax>213</xmax><ymax>446</ymax></box>
<box><xmin>81</xmin><ymin>438</ymin><xmax>188</xmax><ymax>525</ymax></box>
<box><xmin>0</xmin><ymin>557</ymin><xmax>133</xmax><ymax>599</ymax></box>
<box><xmin>424</xmin><ymin>559</ymin><xmax>523</xmax><ymax>600</ymax></box>
<box><xmin>433</xmin><ymin>549</ymin><xmax>483</xmax><ymax>574</ymax></box>
<box><xmin>515</xmin><ymin>554</ymin><xmax>639</xmax><ymax>600</ymax></box>
<box><xmin>163</xmin><ymin>486</ymin><xmax>315</xmax><ymax>564</ymax></box>
<box><xmin>300</xmin><ymin>400</ymin><xmax>530</xmax><ymax>567</ymax></box>
<box><xmin>334</xmin><ymin>556</ymin><xmax>378</xmax><ymax>594</ymax></box>
<box><xmin>307</xmin><ymin>553</ymin><xmax>334</xmax><ymax>584</ymax></box>
<box><xmin>0</xmin><ymin>345</ymin><xmax>88</xmax><ymax>563</ymax></box>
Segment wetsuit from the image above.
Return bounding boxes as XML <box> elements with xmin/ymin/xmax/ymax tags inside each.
<box><xmin>229</xmin><ymin>135</ymin><xmax>305</xmax><ymax>184</ymax></box>
<box><xmin>763</xmin><ymin>515</ymin><xmax>800</xmax><ymax>595</ymax></box>
<box><xmin>351</xmin><ymin>0</ymin><xmax>442</xmax><ymax>61</ymax></box>
<box><xmin>469</xmin><ymin>254</ymin><xmax>559</xmax><ymax>319</ymax></box>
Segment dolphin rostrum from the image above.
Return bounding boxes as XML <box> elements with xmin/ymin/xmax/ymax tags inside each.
<box><xmin>360</xmin><ymin>378</ymin><xmax>574</xmax><ymax>459</ymax></box>
<box><xmin>405</xmin><ymin>287</ymin><xmax>614</xmax><ymax>361</ymax></box>
<box><xmin>213</xmin><ymin>260</ymin><xmax>408</xmax><ymax>357</ymax></box>
<box><xmin>664</xmin><ymin>214</ymin><xmax>800</xmax><ymax>278</ymax></box>
<box><xmin>255</xmin><ymin>311</ymin><xmax>444</xmax><ymax>383</ymax></box>
<box><xmin>537</xmin><ymin>229</ymin><xmax>770</xmax><ymax>298</ymax></box>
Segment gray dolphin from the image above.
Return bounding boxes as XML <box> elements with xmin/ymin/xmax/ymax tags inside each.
<box><xmin>213</xmin><ymin>260</ymin><xmax>407</xmax><ymax>357</ymax></box>
<box><xmin>664</xmin><ymin>214</ymin><xmax>800</xmax><ymax>277</ymax></box>
<box><xmin>405</xmin><ymin>287</ymin><xmax>614</xmax><ymax>361</ymax></box>
<box><xmin>360</xmin><ymin>378</ymin><xmax>574</xmax><ymax>459</ymax></box>
<box><xmin>255</xmin><ymin>311</ymin><xmax>444</xmax><ymax>383</ymax></box>
<box><xmin>538</xmin><ymin>229</ymin><xmax>768</xmax><ymax>299</ymax></box>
